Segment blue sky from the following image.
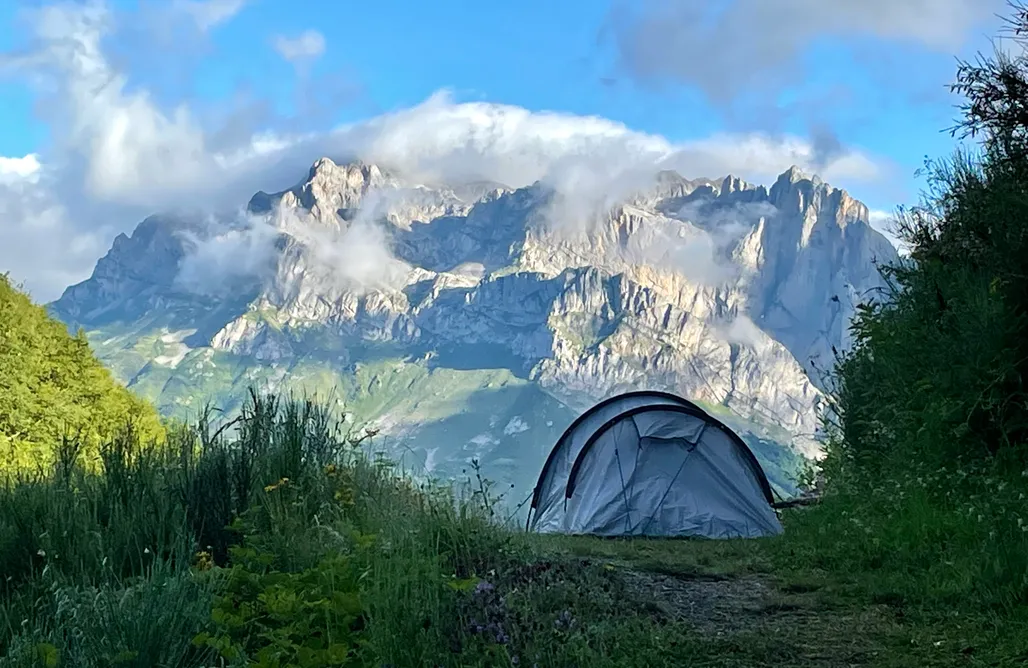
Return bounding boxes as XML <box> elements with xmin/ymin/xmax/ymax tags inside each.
<box><xmin>0</xmin><ymin>0</ymin><xmax>1011</xmax><ymax>299</ymax></box>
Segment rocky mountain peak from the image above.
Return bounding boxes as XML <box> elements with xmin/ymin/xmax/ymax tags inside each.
<box><xmin>766</xmin><ymin>165</ymin><xmax>870</xmax><ymax>232</ymax></box>
<box><xmin>247</xmin><ymin>157</ymin><xmax>395</xmax><ymax>223</ymax></box>
<box><xmin>719</xmin><ymin>174</ymin><xmax>752</xmax><ymax>196</ymax></box>
<box><xmin>780</xmin><ymin>165</ymin><xmax>808</xmax><ymax>184</ymax></box>
<box><xmin>50</xmin><ymin>156</ymin><xmax>902</xmax><ymax>487</ymax></box>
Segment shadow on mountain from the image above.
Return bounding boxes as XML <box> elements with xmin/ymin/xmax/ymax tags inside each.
<box><xmin>50</xmin><ymin>289</ymin><xmax>257</xmax><ymax>352</ymax></box>
<box><xmin>419</xmin><ymin>342</ymin><xmax>536</xmax><ymax>380</ymax></box>
<box><xmin>294</xmin><ymin>335</ymin><xmax>415</xmax><ymax>368</ymax></box>
<box><xmin>389</xmin><ymin>189</ymin><xmax>536</xmax><ymax>274</ymax></box>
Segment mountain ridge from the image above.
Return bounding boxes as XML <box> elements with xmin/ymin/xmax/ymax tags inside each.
<box><xmin>49</xmin><ymin>157</ymin><xmax>898</xmax><ymax>498</ymax></box>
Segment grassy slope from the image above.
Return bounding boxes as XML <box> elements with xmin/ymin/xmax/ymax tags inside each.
<box><xmin>0</xmin><ymin>276</ymin><xmax>164</xmax><ymax>475</ymax></box>
<box><xmin>80</xmin><ymin>318</ymin><xmax>807</xmax><ymax>505</ymax></box>
<box><xmin>531</xmin><ymin>531</ymin><xmax>1028</xmax><ymax>667</ymax></box>
<box><xmin>2</xmin><ymin>394</ymin><xmax>1024</xmax><ymax>667</ymax></box>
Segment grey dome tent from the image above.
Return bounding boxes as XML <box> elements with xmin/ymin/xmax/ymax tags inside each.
<box><xmin>526</xmin><ymin>391</ymin><xmax>783</xmax><ymax>539</ymax></box>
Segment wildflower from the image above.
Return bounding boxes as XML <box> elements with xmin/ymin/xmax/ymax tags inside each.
<box><xmin>554</xmin><ymin>609</ymin><xmax>576</xmax><ymax>630</ymax></box>
<box><xmin>194</xmin><ymin>550</ymin><xmax>214</xmax><ymax>571</ymax></box>
<box><xmin>264</xmin><ymin>477</ymin><xmax>290</xmax><ymax>493</ymax></box>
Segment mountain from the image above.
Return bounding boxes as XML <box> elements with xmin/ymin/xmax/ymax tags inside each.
<box><xmin>49</xmin><ymin>158</ymin><xmax>898</xmax><ymax>501</ymax></box>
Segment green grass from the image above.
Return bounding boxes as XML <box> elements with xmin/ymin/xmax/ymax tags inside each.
<box><xmin>2</xmin><ymin>390</ymin><xmax>1027</xmax><ymax>667</ymax></box>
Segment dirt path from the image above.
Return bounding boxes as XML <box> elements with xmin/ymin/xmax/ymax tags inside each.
<box><xmin>618</xmin><ymin>568</ymin><xmax>775</xmax><ymax>634</ymax></box>
<box><xmin>611</xmin><ymin>562</ymin><xmax>910</xmax><ymax>667</ymax></box>
<box><xmin>525</xmin><ymin>537</ymin><xmax>931</xmax><ymax>667</ymax></box>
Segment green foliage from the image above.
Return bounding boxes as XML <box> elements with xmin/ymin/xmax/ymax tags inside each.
<box><xmin>826</xmin><ymin>6</ymin><xmax>1028</xmax><ymax>484</ymax></box>
<box><xmin>1</xmin><ymin>562</ymin><xmax>218</xmax><ymax>668</ymax></box>
<box><xmin>194</xmin><ymin>544</ymin><xmax>366</xmax><ymax>667</ymax></box>
<box><xmin>0</xmin><ymin>387</ymin><xmax>520</xmax><ymax>667</ymax></box>
<box><xmin>780</xmin><ymin>1</ymin><xmax>1028</xmax><ymax>638</ymax></box>
<box><xmin>0</xmin><ymin>276</ymin><xmax>164</xmax><ymax>475</ymax></box>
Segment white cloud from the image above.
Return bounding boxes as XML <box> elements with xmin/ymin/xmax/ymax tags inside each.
<box><xmin>273</xmin><ymin>193</ymin><xmax>412</xmax><ymax>294</ymax></box>
<box><xmin>325</xmin><ymin>91</ymin><xmax>887</xmax><ymax>190</ymax></box>
<box><xmin>3</xmin><ymin>2</ymin><xmax>215</xmax><ymax>207</ymax></box>
<box><xmin>0</xmin><ymin>154</ymin><xmax>41</xmax><ymax>182</ymax></box>
<box><xmin>174</xmin><ymin>211</ymin><xmax>281</xmax><ymax>296</ymax></box>
<box><xmin>615</xmin><ymin>200</ymin><xmax>778</xmax><ymax>286</ymax></box>
<box><xmin>607</xmin><ymin>0</ymin><xmax>1003</xmax><ymax>108</ymax></box>
<box><xmin>173</xmin><ymin>0</ymin><xmax>247</xmax><ymax>31</ymax></box>
<box><xmin>0</xmin><ymin>162</ymin><xmax>110</xmax><ymax>299</ymax></box>
<box><xmin>869</xmin><ymin>209</ymin><xmax>909</xmax><ymax>255</ymax></box>
<box><xmin>175</xmin><ymin>190</ymin><xmax>413</xmax><ymax>299</ymax></box>
<box><xmin>272</xmin><ymin>30</ymin><xmax>326</xmax><ymax>64</ymax></box>
<box><xmin>0</xmin><ymin>1</ymin><xmax>897</xmax><ymax>302</ymax></box>
<box><xmin>720</xmin><ymin>314</ymin><xmax>766</xmax><ymax>349</ymax></box>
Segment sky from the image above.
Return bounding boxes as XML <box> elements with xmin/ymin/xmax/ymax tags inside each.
<box><xmin>0</xmin><ymin>0</ymin><xmax>1013</xmax><ymax>301</ymax></box>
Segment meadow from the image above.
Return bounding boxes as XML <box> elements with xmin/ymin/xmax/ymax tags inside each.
<box><xmin>1</xmin><ymin>388</ymin><xmax>1026</xmax><ymax>667</ymax></box>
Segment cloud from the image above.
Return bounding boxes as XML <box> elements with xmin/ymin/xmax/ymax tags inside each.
<box><xmin>621</xmin><ymin>199</ymin><xmax>777</xmax><ymax>285</ymax></box>
<box><xmin>273</xmin><ymin>189</ymin><xmax>412</xmax><ymax>295</ymax></box>
<box><xmin>272</xmin><ymin>30</ymin><xmax>326</xmax><ymax>64</ymax></box>
<box><xmin>174</xmin><ymin>211</ymin><xmax>281</xmax><ymax>296</ymax></box>
<box><xmin>1</xmin><ymin>2</ymin><xmax>215</xmax><ymax>207</ymax></box>
<box><xmin>719</xmin><ymin>314</ymin><xmax>766</xmax><ymax>349</ymax></box>
<box><xmin>632</xmin><ymin>221</ymin><xmax>740</xmax><ymax>285</ymax></box>
<box><xmin>0</xmin><ymin>160</ymin><xmax>111</xmax><ymax>299</ymax></box>
<box><xmin>869</xmin><ymin>209</ymin><xmax>910</xmax><ymax>255</ymax></box>
<box><xmin>605</xmin><ymin>0</ymin><xmax>1004</xmax><ymax>127</ymax></box>
<box><xmin>0</xmin><ymin>1</ymin><xmax>896</xmax><ymax>302</ymax></box>
<box><xmin>173</xmin><ymin>0</ymin><xmax>247</xmax><ymax>31</ymax></box>
<box><xmin>0</xmin><ymin>154</ymin><xmax>41</xmax><ymax>182</ymax></box>
<box><xmin>607</xmin><ymin>0</ymin><xmax>1001</xmax><ymax>97</ymax></box>
<box><xmin>176</xmin><ymin>195</ymin><xmax>412</xmax><ymax>299</ymax></box>
<box><xmin>326</xmin><ymin>91</ymin><xmax>887</xmax><ymax>190</ymax></box>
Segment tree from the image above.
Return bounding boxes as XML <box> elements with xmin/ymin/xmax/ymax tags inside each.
<box><xmin>0</xmin><ymin>274</ymin><xmax>164</xmax><ymax>474</ymax></box>
<box><xmin>830</xmin><ymin>2</ymin><xmax>1028</xmax><ymax>483</ymax></box>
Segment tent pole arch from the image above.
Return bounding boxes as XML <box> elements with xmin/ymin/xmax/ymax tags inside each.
<box><xmin>525</xmin><ymin>390</ymin><xmax>705</xmax><ymax>528</ymax></box>
<box><xmin>564</xmin><ymin>404</ymin><xmax>776</xmax><ymax>508</ymax></box>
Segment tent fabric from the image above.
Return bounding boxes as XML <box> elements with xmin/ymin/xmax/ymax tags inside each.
<box><xmin>528</xmin><ymin>393</ymin><xmax>783</xmax><ymax>539</ymax></box>
<box><xmin>528</xmin><ymin>390</ymin><xmax>700</xmax><ymax>528</ymax></box>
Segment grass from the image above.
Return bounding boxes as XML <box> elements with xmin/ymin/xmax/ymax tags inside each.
<box><xmin>2</xmin><ymin>390</ymin><xmax>1026</xmax><ymax>667</ymax></box>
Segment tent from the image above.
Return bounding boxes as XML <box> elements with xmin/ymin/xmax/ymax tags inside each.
<box><xmin>526</xmin><ymin>391</ymin><xmax>783</xmax><ymax>539</ymax></box>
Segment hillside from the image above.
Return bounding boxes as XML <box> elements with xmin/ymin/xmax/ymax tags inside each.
<box><xmin>48</xmin><ymin>162</ymin><xmax>895</xmax><ymax>500</ymax></box>
<box><xmin>0</xmin><ymin>275</ymin><xmax>163</xmax><ymax>473</ymax></box>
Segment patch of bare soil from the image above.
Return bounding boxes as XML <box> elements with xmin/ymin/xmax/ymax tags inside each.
<box><xmin>618</xmin><ymin>568</ymin><xmax>775</xmax><ymax>634</ymax></box>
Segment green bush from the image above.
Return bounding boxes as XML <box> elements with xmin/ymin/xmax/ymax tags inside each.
<box><xmin>782</xmin><ymin>5</ymin><xmax>1028</xmax><ymax>617</ymax></box>
<box><xmin>0</xmin><ymin>275</ymin><xmax>165</xmax><ymax>475</ymax></box>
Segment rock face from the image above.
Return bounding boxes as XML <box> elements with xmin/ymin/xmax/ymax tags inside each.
<box><xmin>50</xmin><ymin>158</ymin><xmax>899</xmax><ymax>495</ymax></box>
